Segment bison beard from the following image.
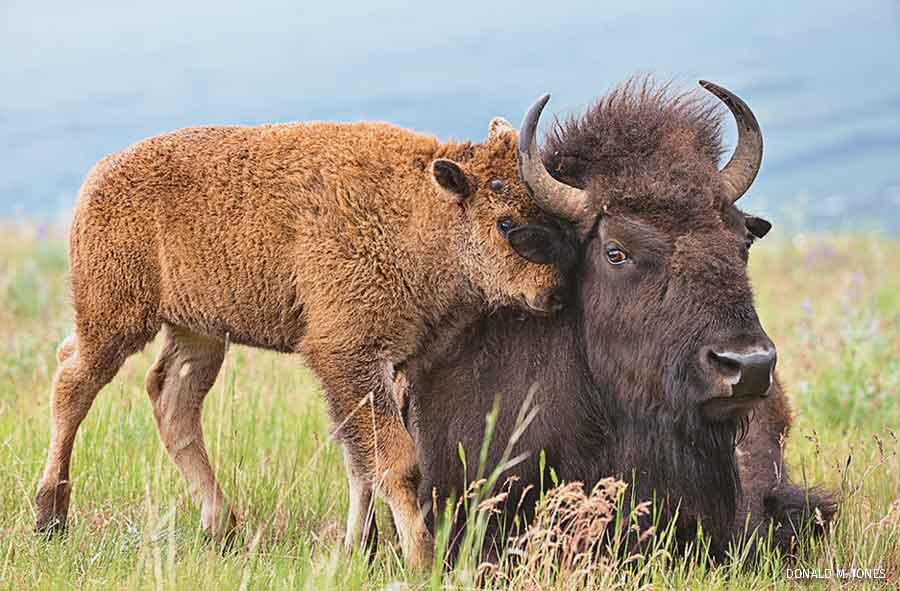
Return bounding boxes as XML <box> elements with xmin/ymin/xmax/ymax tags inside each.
<box><xmin>408</xmin><ymin>297</ymin><xmax>745</xmax><ymax>560</ymax></box>
<box><xmin>612</xmin><ymin>405</ymin><xmax>744</xmax><ymax>552</ymax></box>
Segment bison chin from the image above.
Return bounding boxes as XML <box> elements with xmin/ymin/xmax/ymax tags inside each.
<box><xmin>701</xmin><ymin>395</ymin><xmax>767</xmax><ymax>423</ymax></box>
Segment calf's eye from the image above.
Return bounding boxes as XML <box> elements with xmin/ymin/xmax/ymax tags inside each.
<box><xmin>606</xmin><ymin>244</ymin><xmax>628</xmax><ymax>265</ymax></box>
<box><xmin>496</xmin><ymin>217</ymin><xmax>515</xmax><ymax>238</ymax></box>
<box><xmin>489</xmin><ymin>179</ymin><xmax>505</xmax><ymax>192</ymax></box>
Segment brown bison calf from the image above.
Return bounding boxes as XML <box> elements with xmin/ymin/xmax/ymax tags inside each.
<box><xmin>33</xmin><ymin>108</ymin><xmax>567</xmax><ymax>569</ymax></box>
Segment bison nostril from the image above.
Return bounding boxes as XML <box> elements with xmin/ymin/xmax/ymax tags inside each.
<box><xmin>706</xmin><ymin>347</ymin><xmax>776</xmax><ymax>398</ymax></box>
<box><xmin>707</xmin><ymin>349</ymin><xmax>742</xmax><ymax>382</ymax></box>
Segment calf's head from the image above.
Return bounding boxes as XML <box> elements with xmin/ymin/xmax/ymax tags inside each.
<box><xmin>429</xmin><ymin>115</ymin><xmax>574</xmax><ymax>314</ymax></box>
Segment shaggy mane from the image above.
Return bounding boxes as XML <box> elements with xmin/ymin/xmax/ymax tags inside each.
<box><xmin>542</xmin><ymin>78</ymin><xmax>731</xmax><ymax>230</ymax></box>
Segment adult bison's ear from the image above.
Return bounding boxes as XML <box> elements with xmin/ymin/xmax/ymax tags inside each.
<box><xmin>746</xmin><ymin>215</ymin><xmax>772</xmax><ymax>239</ymax></box>
<box><xmin>507</xmin><ymin>224</ymin><xmax>563</xmax><ymax>265</ymax></box>
<box><xmin>431</xmin><ymin>158</ymin><xmax>471</xmax><ymax>203</ymax></box>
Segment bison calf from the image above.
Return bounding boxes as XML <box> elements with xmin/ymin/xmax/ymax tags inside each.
<box><xmin>33</xmin><ymin>105</ymin><xmax>567</xmax><ymax>569</ymax></box>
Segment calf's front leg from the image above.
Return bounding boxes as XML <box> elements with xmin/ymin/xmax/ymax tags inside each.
<box><xmin>304</xmin><ymin>343</ymin><xmax>433</xmax><ymax>570</ymax></box>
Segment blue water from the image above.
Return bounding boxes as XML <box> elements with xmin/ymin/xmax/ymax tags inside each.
<box><xmin>2</xmin><ymin>0</ymin><xmax>899</xmax><ymax>232</ymax></box>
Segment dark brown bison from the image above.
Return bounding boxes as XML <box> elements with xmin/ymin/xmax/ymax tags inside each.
<box><xmin>402</xmin><ymin>80</ymin><xmax>837</xmax><ymax>560</ymax></box>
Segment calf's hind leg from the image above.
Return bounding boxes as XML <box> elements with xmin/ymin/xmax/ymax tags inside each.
<box><xmin>36</xmin><ymin>330</ymin><xmax>152</xmax><ymax>533</ymax></box>
<box><xmin>145</xmin><ymin>324</ymin><xmax>235</xmax><ymax>541</ymax></box>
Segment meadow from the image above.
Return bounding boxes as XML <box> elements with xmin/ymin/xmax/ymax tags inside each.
<box><xmin>0</xmin><ymin>225</ymin><xmax>897</xmax><ymax>590</ymax></box>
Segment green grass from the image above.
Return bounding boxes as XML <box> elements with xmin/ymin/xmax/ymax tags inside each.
<box><xmin>0</xmin><ymin>225</ymin><xmax>898</xmax><ymax>589</ymax></box>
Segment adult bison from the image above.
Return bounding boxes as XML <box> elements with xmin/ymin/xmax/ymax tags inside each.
<box><xmin>403</xmin><ymin>80</ymin><xmax>837</xmax><ymax>560</ymax></box>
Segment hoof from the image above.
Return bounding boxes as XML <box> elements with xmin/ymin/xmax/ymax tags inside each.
<box><xmin>34</xmin><ymin>516</ymin><xmax>67</xmax><ymax>539</ymax></box>
<box><xmin>203</xmin><ymin>509</ymin><xmax>239</xmax><ymax>553</ymax></box>
<box><xmin>34</xmin><ymin>480</ymin><xmax>71</xmax><ymax>538</ymax></box>
<box><xmin>404</xmin><ymin>527</ymin><xmax>435</xmax><ymax>572</ymax></box>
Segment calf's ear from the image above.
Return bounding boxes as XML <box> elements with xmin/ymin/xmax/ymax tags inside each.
<box><xmin>488</xmin><ymin>117</ymin><xmax>516</xmax><ymax>139</ymax></box>
<box><xmin>506</xmin><ymin>224</ymin><xmax>560</xmax><ymax>265</ymax></box>
<box><xmin>431</xmin><ymin>159</ymin><xmax>471</xmax><ymax>203</ymax></box>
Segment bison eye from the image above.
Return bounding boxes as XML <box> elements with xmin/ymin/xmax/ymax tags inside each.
<box><xmin>489</xmin><ymin>179</ymin><xmax>505</xmax><ymax>192</ymax></box>
<box><xmin>496</xmin><ymin>217</ymin><xmax>515</xmax><ymax>238</ymax></box>
<box><xmin>606</xmin><ymin>244</ymin><xmax>628</xmax><ymax>265</ymax></box>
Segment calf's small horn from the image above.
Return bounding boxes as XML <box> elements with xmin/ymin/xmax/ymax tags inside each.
<box><xmin>699</xmin><ymin>80</ymin><xmax>763</xmax><ymax>204</ymax></box>
<box><xmin>517</xmin><ymin>94</ymin><xmax>589</xmax><ymax>222</ymax></box>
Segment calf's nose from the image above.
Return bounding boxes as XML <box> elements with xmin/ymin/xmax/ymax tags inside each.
<box><xmin>529</xmin><ymin>290</ymin><xmax>565</xmax><ymax>314</ymax></box>
<box><xmin>705</xmin><ymin>346</ymin><xmax>776</xmax><ymax>398</ymax></box>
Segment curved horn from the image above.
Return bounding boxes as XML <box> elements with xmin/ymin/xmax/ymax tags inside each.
<box><xmin>517</xmin><ymin>94</ymin><xmax>589</xmax><ymax>222</ymax></box>
<box><xmin>699</xmin><ymin>80</ymin><xmax>763</xmax><ymax>204</ymax></box>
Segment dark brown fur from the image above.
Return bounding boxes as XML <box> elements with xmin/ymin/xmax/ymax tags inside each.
<box><xmin>404</xmin><ymin>79</ymin><xmax>837</xmax><ymax>560</ymax></box>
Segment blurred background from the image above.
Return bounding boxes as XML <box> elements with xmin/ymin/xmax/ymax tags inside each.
<box><xmin>2</xmin><ymin>0</ymin><xmax>899</xmax><ymax>232</ymax></box>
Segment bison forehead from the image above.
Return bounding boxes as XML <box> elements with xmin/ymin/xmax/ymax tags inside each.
<box><xmin>669</xmin><ymin>231</ymin><xmax>754</xmax><ymax>302</ymax></box>
<box><xmin>591</xmin><ymin>167</ymin><xmax>728</xmax><ymax>237</ymax></box>
<box><xmin>672</xmin><ymin>230</ymin><xmax>745</xmax><ymax>264</ymax></box>
<box><xmin>542</xmin><ymin>77</ymin><xmax>735</xmax><ymax>230</ymax></box>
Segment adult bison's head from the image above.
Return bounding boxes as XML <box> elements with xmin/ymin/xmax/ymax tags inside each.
<box><xmin>521</xmin><ymin>81</ymin><xmax>775</xmax><ymax>428</ymax></box>
<box><xmin>518</xmin><ymin>81</ymin><xmax>777</xmax><ymax>543</ymax></box>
